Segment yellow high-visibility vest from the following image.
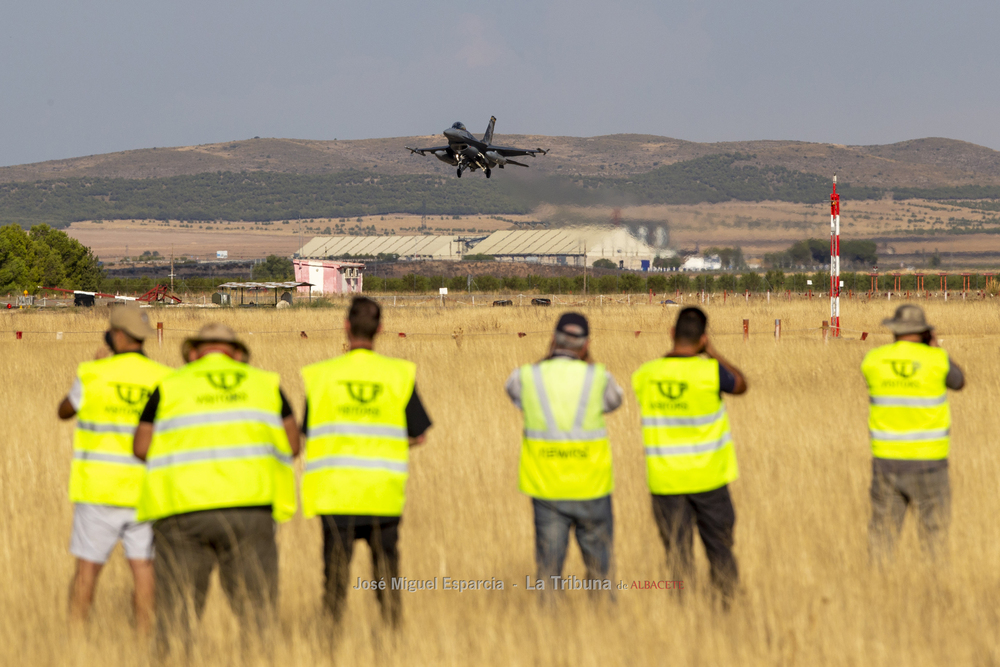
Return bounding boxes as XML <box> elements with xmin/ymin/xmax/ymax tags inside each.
<box><xmin>861</xmin><ymin>341</ymin><xmax>951</xmax><ymax>460</ymax></box>
<box><xmin>632</xmin><ymin>356</ymin><xmax>737</xmax><ymax>495</ymax></box>
<box><xmin>518</xmin><ymin>359</ymin><xmax>613</xmax><ymax>500</ymax></box>
<box><xmin>301</xmin><ymin>349</ymin><xmax>416</xmax><ymax>517</ymax></box>
<box><xmin>70</xmin><ymin>353</ymin><xmax>171</xmax><ymax>507</ymax></box>
<box><xmin>136</xmin><ymin>353</ymin><xmax>296</xmax><ymax>522</ymax></box>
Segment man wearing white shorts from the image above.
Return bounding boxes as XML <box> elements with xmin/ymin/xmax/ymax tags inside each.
<box><xmin>58</xmin><ymin>308</ymin><xmax>171</xmax><ymax>632</ymax></box>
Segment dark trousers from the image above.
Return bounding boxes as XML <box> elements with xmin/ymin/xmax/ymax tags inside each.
<box><xmin>651</xmin><ymin>486</ymin><xmax>738</xmax><ymax>599</ymax></box>
<box><xmin>869</xmin><ymin>466</ymin><xmax>951</xmax><ymax>561</ymax></box>
<box><xmin>153</xmin><ymin>507</ymin><xmax>277</xmax><ymax>655</ymax></box>
<box><xmin>321</xmin><ymin>516</ymin><xmax>401</xmax><ymax>626</ymax></box>
<box><xmin>532</xmin><ymin>496</ymin><xmax>614</xmax><ymax>583</ymax></box>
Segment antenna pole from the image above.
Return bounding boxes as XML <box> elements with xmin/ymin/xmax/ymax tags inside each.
<box><xmin>830</xmin><ymin>176</ymin><xmax>841</xmax><ymax>337</ymax></box>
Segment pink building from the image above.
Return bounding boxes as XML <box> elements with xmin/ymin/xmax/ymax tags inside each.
<box><xmin>293</xmin><ymin>259</ymin><xmax>365</xmax><ymax>295</ymax></box>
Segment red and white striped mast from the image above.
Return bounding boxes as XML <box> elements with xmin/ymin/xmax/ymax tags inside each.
<box><xmin>830</xmin><ymin>175</ymin><xmax>841</xmax><ymax>337</ymax></box>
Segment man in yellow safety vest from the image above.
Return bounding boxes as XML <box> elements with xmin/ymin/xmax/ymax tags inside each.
<box><xmin>58</xmin><ymin>307</ymin><xmax>171</xmax><ymax>633</ymax></box>
<box><xmin>862</xmin><ymin>305</ymin><xmax>964</xmax><ymax>561</ymax></box>
<box><xmin>632</xmin><ymin>307</ymin><xmax>747</xmax><ymax>602</ymax></box>
<box><xmin>132</xmin><ymin>323</ymin><xmax>300</xmax><ymax>653</ymax></box>
<box><xmin>301</xmin><ymin>297</ymin><xmax>432</xmax><ymax>628</ymax></box>
<box><xmin>505</xmin><ymin>312</ymin><xmax>624</xmax><ymax>592</ymax></box>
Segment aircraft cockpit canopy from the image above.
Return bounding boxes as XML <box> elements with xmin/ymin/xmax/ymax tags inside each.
<box><xmin>451</xmin><ymin>122</ymin><xmax>467</xmax><ymax>131</ymax></box>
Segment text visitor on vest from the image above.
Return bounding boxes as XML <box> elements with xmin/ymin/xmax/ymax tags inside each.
<box><xmin>301</xmin><ymin>296</ymin><xmax>432</xmax><ymax>629</ymax></box>
<box><xmin>631</xmin><ymin>306</ymin><xmax>747</xmax><ymax>606</ymax></box>
<box><xmin>132</xmin><ymin>323</ymin><xmax>300</xmax><ymax>656</ymax></box>
<box><xmin>58</xmin><ymin>307</ymin><xmax>171</xmax><ymax>635</ymax></box>
<box><xmin>862</xmin><ymin>305</ymin><xmax>965</xmax><ymax>562</ymax></box>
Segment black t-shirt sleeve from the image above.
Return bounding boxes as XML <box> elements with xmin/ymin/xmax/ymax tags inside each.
<box><xmin>718</xmin><ymin>365</ymin><xmax>737</xmax><ymax>395</ymax></box>
<box><xmin>139</xmin><ymin>388</ymin><xmax>160</xmax><ymax>424</ymax></box>
<box><xmin>301</xmin><ymin>401</ymin><xmax>309</xmax><ymax>436</ymax></box>
<box><xmin>405</xmin><ymin>384</ymin><xmax>432</xmax><ymax>438</ymax></box>
<box><xmin>278</xmin><ymin>389</ymin><xmax>293</xmax><ymax>419</ymax></box>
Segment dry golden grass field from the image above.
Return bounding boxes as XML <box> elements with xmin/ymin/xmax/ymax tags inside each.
<box><xmin>2</xmin><ymin>299</ymin><xmax>1000</xmax><ymax>666</ymax></box>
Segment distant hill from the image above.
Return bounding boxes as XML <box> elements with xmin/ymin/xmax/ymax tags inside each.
<box><xmin>3</xmin><ymin>134</ymin><xmax>1000</xmax><ymax>189</ymax></box>
<box><xmin>0</xmin><ymin>155</ymin><xmax>894</xmax><ymax>228</ymax></box>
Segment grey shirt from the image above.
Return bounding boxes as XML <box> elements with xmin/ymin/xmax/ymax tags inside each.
<box><xmin>874</xmin><ymin>358</ymin><xmax>965</xmax><ymax>475</ymax></box>
<box><xmin>504</xmin><ymin>352</ymin><xmax>624</xmax><ymax>413</ymax></box>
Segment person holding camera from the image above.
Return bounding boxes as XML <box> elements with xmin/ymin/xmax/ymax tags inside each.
<box><xmin>862</xmin><ymin>305</ymin><xmax>964</xmax><ymax>562</ymax></box>
<box><xmin>631</xmin><ymin>306</ymin><xmax>747</xmax><ymax>604</ymax></box>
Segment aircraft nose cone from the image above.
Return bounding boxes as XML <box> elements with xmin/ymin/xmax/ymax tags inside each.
<box><xmin>443</xmin><ymin>128</ymin><xmax>460</xmax><ymax>140</ymax></box>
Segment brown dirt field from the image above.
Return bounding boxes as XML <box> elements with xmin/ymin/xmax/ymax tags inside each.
<box><xmin>66</xmin><ymin>198</ymin><xmax>1000</xmax><ymax>269</ymax></box>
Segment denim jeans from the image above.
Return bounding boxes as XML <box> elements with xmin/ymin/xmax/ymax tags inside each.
<box><xmin>532</xmin><ymin>495</ymin><xmax>613</xmax><ymax>582</ymax></box>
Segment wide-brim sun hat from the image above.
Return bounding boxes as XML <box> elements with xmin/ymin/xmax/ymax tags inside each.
<box><xmin>882</xmin><ymin>304</ymin><xmax>933</xmax><ymax>336</ymax></box>
<box><xmin>181</xmin><ymin>323</ymin><xmax>250</xmax><ymax>359</ymax></box>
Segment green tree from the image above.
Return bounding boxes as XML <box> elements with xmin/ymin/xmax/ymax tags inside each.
<box><xmin>592</xmin><ymin>258</ymin><xmax>616</xmax><ymax>269</ymax></box>
<box><xmin>647</xmin><ymin>275</ymin><xmax>668</xmax><ymax>292</ymax></box>
<box><xmin>619</xmin><ymin>273</ymin><xmax>644</xmax><ymax>293</ymax></box>
<box><xmin>29</xmin><ymin>224</ymin><xmax>102</xmax><ymax>289</ymax></box>
<box><xmin>252</xmin><ymin>254</ymin><xmax>294</xmax><ymax>281</ymax></box>
<box><xmin>0</xmin><ymin>225</ymin><xmax>34</xmax><ymax>293</ymax></box>
<box><xmin>764</xmin><ymin>270</ymin><xmax>785</xmax><ymax>291</ymax></box>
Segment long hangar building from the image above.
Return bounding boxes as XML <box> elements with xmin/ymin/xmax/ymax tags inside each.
<box><xmin>294</xmin><ymin>227</ymin><xmax>671</xmax><ymax>294</ymax></box>
<box><xmin>294</xmin><ymin>227</ymin><xmax>669</xmax><ymax>293</ymax></box>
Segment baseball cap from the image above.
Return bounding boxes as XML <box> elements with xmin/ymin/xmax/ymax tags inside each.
<box><xmin>109</xmin><ymin>307</ymin><xmax>154</xmax><ymax>341</ymax></box>
<box><xmin>555</xmin><ymin>312</ymin><xmax>589</xmax><ymax>338</ymax></box>
<box><xmin>882</xmin><ymin>304</ymin><xmax>933</xmax><ymax>335</ymax></box>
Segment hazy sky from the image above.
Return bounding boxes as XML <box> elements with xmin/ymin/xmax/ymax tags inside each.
<box><xmin>3</xmin><ymin>0</ymin><xmax>999</xmax><ymax>167</ymax></box>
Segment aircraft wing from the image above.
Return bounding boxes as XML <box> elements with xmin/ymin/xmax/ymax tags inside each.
<box><xmin>406</xmin><ymin>145</ymin><xmax>451</xmax><ymax>156</ymax></box>
<box><xmin>488</xmin><ymin>145</ymin><xmax>548</xmax><ymax>158</ymax></box>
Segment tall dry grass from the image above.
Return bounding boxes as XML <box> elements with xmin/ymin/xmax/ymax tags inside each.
<box><xmin>2</xmin><ymin>298</ymin><xmax>1000</xmax><ymax>666</ymax></box>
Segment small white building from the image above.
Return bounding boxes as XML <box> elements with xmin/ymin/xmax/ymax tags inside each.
<box><xmin>680</xmin><ymin>255</ymin><xmax>722</xmax><ymax>272</ymax></box>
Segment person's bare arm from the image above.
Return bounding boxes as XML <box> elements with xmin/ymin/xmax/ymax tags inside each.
<box><xmin>58</xmin><ymin>398</ymin><xmax>76</xmax><ymax>420</ymax></box>
<box><xmin>283</xmin><ymin>416</ymin><xmax>301</xmax><ymax>456</ymax></box>
<box><xmin>705</xmin><ymin>340</ymin><xmax>748</xmax><ymax>395</ymax></box>
<box><xmin>409</xmin><ymin>434</ymin><xmax>426</xmax><ymax>447</ymax></box>
<box><xmin>133</xmin><ymin>423</ymin><xmax>153</xmax><ymax>461</ymax></box>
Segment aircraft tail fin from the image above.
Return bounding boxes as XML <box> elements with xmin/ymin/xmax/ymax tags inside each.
<box><xmin>483</xmin><ymin>116</ymin><xmax>496</xmax><ymax>144</ymax></box>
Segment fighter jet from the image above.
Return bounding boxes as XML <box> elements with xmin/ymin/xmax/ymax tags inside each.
<box><xmin>405</xmin><ymin>116</ymin><xmax>547</xmax><ymax>178</ymax></box>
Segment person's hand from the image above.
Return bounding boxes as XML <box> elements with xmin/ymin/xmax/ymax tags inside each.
<box><xmin>94</xmin><ymin>346</ymin><xmax>111</xmax><ymax>360</ymax></box>
<box><xmin>928</xmin><ymin>332</ymin><xmax>940</xmax><ymax>347</ymax></box>
<box><xmin>702</xmin><ymin>338</ymin><xmax>717</xmax><ymax>358</ymax></box>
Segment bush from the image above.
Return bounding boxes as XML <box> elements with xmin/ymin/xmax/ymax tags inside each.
<box><xmin>595</xmin><ymin>275</ymin><xmax>617</xmax><ymax>294</ymax></box>
<box><xmin>738</xmin><ymin>272</ymin><xmax>763</xmax><ymax>292</ymax></box>
<box><xmin>619</xmin><ymin>273</ymin><xmax>645</xmax><ymax>293</ymax></box>
<box><xmin>667</xmin><ymin>274</ymin><xmax>691</xmax><ymax>292</ymax></box>
<box><xmin>447</xmin><ymin>275</ymin><xmax>468</xmax><ymax>293</ymax></box>
<box><xmin>717</xmin><ymin>274</ymin><xmax>738</xmax><ymax>292</ymax></box>
<box><xmin>647</xmin><ymin>275</ymin><xmax>668</xmax><ymax>292</ymax></box>
<box><xmin>502</xmin><ymin>276</ymin><xmax>527</xmax><ymax>291</ymax></box>
<box><xmin>474</xmin><ymin>275</ymin><xmax>499</xmax><ymax>292</ymax></box>
<box><xmin>592</xmin><ymin>258</ymin><xmax>616</xmax><ymax>269</ymax></box>
<box><xmin>402</xmin><ymin>273</ymin><xmax>429</xmax><ymax>292</ymax></box>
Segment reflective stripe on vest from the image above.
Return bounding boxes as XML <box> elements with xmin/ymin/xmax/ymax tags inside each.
<box><xmin>861</xmin><ymin>341</ymin><xmax>951</xmax><ymax>461</ymax></box>
<box><xmin>305</xmin><ymin>456</ymin><xmax>409</xmax><ymax>474</ymax></box>
<box><xmin>136</xmin><ymin>354</ymin><xmax>296</xmax><ymax>523</ymax></box>
<box><xmin>632</xmin><ymin>356</ymin><xmax>738</xmax><ymax>495</ymax></box>
<box><xmin>518</xmin><ymin>360</ymin><xmax>613</xmax><ymax>501</ymax></box>
<box><xmin>70</xmin><ymin>353</ymin><xmax>172</xmax><ymax>507</ymax></box>
<box><xmin>146</xmin><ymin>443</ymin><xmax>294</xmax><ymax>469</ymax></box>
<box><xmin>154</xmin><ymin>410</ymin><xmax>283</xmax><ymax>433</ymax></box>
<box><xmin>301</xmin><ymin>349</ymin><xmax>416</xmax><ymax>518</ymax></box>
